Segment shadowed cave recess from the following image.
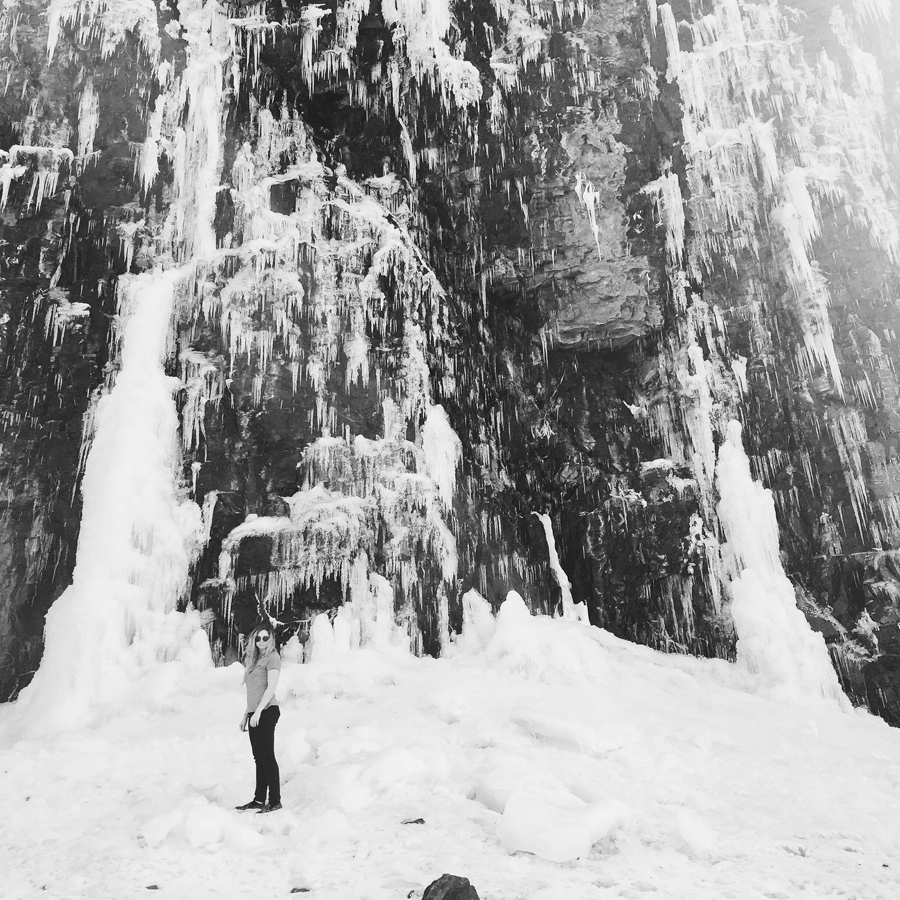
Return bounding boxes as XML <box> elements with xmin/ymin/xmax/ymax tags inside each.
<box><xmin>1</xmin><ymin>0</ymin><xmax>900</xmax><ymax>721</ymax></box>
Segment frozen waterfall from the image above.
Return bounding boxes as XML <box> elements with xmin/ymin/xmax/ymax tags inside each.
<box><xmin>1</xmin><ymin>0</ymin><xmax>897</xmax><ymax>725</ymax></box>
<box><xmin>717</xmin><ymin>421</ymin><xmax>846</xmax><ymax>704</ymax></box>
<box><xmin>15</xmin><ymin>275</ymin><xmax>205</xmax><ymax>733</ymax></box>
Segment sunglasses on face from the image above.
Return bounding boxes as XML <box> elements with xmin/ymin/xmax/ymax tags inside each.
<box><xmin>255</xmin><ymin>634</ymin><xmax>270</xmax><ymax>643</ymax></box>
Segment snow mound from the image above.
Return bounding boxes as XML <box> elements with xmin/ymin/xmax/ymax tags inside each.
<box><xmin>675</xmin><ymin>808</ymin><xmax>717</xmax><ymax>857</ymax></box>
<box><xmin>497</xmin><ymin>788</ymin><xmax>629</xmax><ymax>862</ymax></box>
<box><xmin>2</xmin><ymin>590</ymin><xmax>899</xmax><ymax>900</ymax></box>
<box><xmin>480</xmin><ymin>593</ymin><xmax>610</xmax><ymax>683</ymax></box>
<box><xmin>142</xmin><ymin>796</ymin><xmax>264</xmax><ymax>851</ymax></box>
<box><xmin>473</xmin><ymin>751</ymin><xmax>568</xmax><ymax>814</ymax></box>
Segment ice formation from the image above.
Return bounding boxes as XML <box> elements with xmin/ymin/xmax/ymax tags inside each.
<box><xmin>533</xmin><ymin>512</ymin><xmax>589</xmax><ymax>623</ymax></box>
<box><xmin>75</xmin><ymin>78</ymin><xmax>99</xmax><ymax>163</ymax></box>
<box><xmin>2</xmin><ymin>0</ymin><xmax>895</xmax><ymax>723</ymax></box>
<box><xmin>641</xmin><ymin>0</ymin><xmax>897</xmax><ymax>691</ymax></box>
<box><xmin>716</xmin><ymin>421</ymin><xmax>845</xmax><ymax>703</ymax></box>
<box><xmin>46</xmin><ymin>0</ymin><xmax>161</xmax><ymax>64</ymax></box>
<box><xmin>650</xmin><ymin>0</ymin><xmax>891</xmax><ymax>398</ymax></box>
<box><xmin>10</xmin><ymin>0</ymin><xmax>233</xmax><ymax>727</ymax></box>
<box><xmin>0</xmin><ymin>146</ymin><xmax>73</xmax><ymax>213</ymax></box>
<box><xmin>214</xmin><ymin>398</ymin><xmax>460</xmax><ymax>650</ymax></box>
<box><xmin>176</xmin><ymin>80</ymin><xmax>462</xmax><ymax>648</ymax></box>
<box><xmin>15</xmin><ymin>274</ymin><xmax>205</xmax><ymax>732</ymax></box>
<box><xmin>30</xmin><ymin>0</ymin><xmax>468</xmax><ymax>658</ymax></box>
<box><xmin>162</xmin><ymin>0</ymin><xmax>228</xmax><ymax>261</ymax></box>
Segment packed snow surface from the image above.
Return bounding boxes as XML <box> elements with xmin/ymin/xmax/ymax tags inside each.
<box><xmin>2</xmin><ymin>598</ymin><xmax>899</xmax><ymax>900</ymax></box>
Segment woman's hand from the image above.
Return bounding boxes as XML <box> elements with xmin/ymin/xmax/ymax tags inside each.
<box><xmin>249</xmin><ymin>710</ymin><xmax>261</xmax><ymax>728</ymax></box>
<box><xmin>239</xmin><ymin>713</ymin><xmax>250</xmax><ymax>732</ymax></box>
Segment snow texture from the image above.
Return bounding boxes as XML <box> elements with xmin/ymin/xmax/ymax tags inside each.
<box><xmin>3</xmin><ymin>597</ymin><xmax>900</xmax><ymax>899</ymax></box>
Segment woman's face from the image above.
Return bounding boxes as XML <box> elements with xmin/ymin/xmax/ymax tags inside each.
<box><xmin>255</xmin><ymin>632</ymin><xmax>272</xmax><ymax>650</ymax></box>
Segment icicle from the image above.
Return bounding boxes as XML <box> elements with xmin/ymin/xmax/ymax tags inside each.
<box><xmin>299</xmin><ymin>4</ymin><xmax>331</xmax><ymax>87</ymax></box>
<box><xmin>422</xmin><ymin>404</ymin><xmax>462</xmax><ymax>508</ymax></box>
<box><xmin>532</xmin><ymin>512</ymin><xmax>589</xmax><ymax>622</ymax></box>
<box><xmin>116</xmin><ymin>218</ymin><xmax>144</xmax><ymax>272</ymax></box>
<box><xmin>646</xmin><ymin>0</ymin><xmax>658</xmax><ymax>36</ymax></box>
<box><xmin>678</xmin><ymin>341</ymin><xmax>718</xmax><ymax>510</ymax></box>
<box><xmin>162</xmin><ymin>0</ymin><xmax>228</xmax><ymax>261</ymax></box>
<box><xmin>0</xmin><ymin>159</ymin><xmax>27</xmax><ymax>209</ymax></box>
<box><xmin>574</xmin><ymin>171</ymin><xmax>603</xmax><ymax>260</ymax></box>
<box><xmin>380</xmin><ymin>0</ymin><xmax>482</xmax><ymax>111</ymax></box>
<box><xmin>658</xmin><ymin>4</ymin><xmax>681</xmax><ymax>81</ymax></box>
<box><xmin>45</xmin><ymin>298</ymin><xmax>91</xmax><ymax>347</ymax></box>
<box><xmin>399</xmin><ymin>119</ymin><xmax>416</xmax><ymax>185</ymax></box>
<box><xmin>47</xmin><ymin>0</ymin><xmax>162</xmax><ymax>65</ymax></box>
<box><xmin>855</xmin><ymin>0</ymin><xmax>892</xmax><ymax>25</ymax></box>
<box><xmin>218</xmin><ymin>394</ymin><xmax>460</xmax><ymax>643</ymax></box>
<box><xmin>749</xmin><ymin>118</ymin><xmax>779</xmax><ymax>192</ymax></box>
<box><xmin>642</xmin><ymin>171</ymin><xmax>685</xmax><ymax>266</ymax></box>
<box><xmin>139</xmin><ymin>95</ymin><xmax>165</xmax><ymax>194</ymax></box>
<box><xmin>76</xmin><ymin>77</ymin><xmax>99</xmax><ymax>165</ymax></box>
<box><xmin>730</xmin><ymin>356</ymin><xmax>748</xmax><ymax>395</ymax></box>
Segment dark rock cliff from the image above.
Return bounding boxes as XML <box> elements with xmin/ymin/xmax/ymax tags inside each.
<box><xmin>1</xmin><ymin>0</ymin><xmax>899</xmax><ymax>722</ymax></box>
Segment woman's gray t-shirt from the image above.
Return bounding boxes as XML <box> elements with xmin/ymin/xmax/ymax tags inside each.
<box><xmin>245</xmin><ymin>651</ymin><xmax>281</xmax><ymax>713</ymax></box>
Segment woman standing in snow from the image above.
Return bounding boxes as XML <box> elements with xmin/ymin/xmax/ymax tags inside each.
<box><xmin>236</xmin><ymin>624</ymin><xmax>282</xmax><ymax>813</ymax></box>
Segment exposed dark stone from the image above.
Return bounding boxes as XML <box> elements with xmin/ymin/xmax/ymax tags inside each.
<box><xmin>862</xmin><ymin>656</ymin><xmax>900</xmax><ymax>728</ymax></box>
<box><xmin>422</xmin><ymin>874</ymin><xmax>480</xmax><ymax>900</ymax></box>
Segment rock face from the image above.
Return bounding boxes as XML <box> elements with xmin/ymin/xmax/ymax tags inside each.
<box><xmin>1</xmin><ymin>2</ymin><xmax>900</xmax><ymax>722</ymax></box>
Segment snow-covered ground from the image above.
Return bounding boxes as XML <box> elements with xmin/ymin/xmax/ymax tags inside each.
<box><xmin>2</xmin><ymin>598</ymin><xmax>899</xmax><ymax>900</ymax></box>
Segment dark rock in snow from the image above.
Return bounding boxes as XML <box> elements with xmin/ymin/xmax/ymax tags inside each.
<box><xmin>422</xmin><ymin>874</ymin><xmax>480</xmax><ymax>900</ymax></box>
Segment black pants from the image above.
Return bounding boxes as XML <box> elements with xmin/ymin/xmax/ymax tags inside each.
<box><xmin>248</xmin><ymin>705</ymin><xmax>281</xmax><ymax>805</ymax></box>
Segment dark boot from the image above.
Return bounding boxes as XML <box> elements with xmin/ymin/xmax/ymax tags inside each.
<box><xmin>256</xmin><ymin>802</ymin><xmax>283</xmax><ymax>814</ymax></box>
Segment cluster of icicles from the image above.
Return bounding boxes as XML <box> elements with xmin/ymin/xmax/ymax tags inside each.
<box><xmin>10</xmin><ymin>0</ymin><xmax>891</xmax><ymax>731</ymax></box>
<box><xmin>214</xmin><ymin>400</ymin><xmax>462</xmax><ymax>651</ymax></box>
<box><xmin>11</xmin><ymin>0</ymin><xmax>469</xmax><ymax>730</ymax></box>
<box><xmin>642</xmin><ymin>0</ymin><xmax>899</xmax><ymax>552</ymax></box>
<box><xmin>633</xmin><ymin>0</ymin><xmax>897</xmax><ymax>697</ymax></box>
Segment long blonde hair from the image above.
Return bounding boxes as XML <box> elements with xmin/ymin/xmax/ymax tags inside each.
<box><xmin>242</xmin><ymin>623</ymin><xmax>275</xmax><ymax>681</ymax></box>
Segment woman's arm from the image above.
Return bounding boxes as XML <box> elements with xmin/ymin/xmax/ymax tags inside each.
<box><xmin>249</xmin><ymin>667</ymin><xmax>280</xmax><ymax>727</ymax></box>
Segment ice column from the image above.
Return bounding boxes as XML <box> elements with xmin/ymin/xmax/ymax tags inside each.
<box><xmin>423</xmin><ymin>403</ymin><xmax>462</xmax><ymax>508</ymax></box>
<box><xmin>716</xmin><ymin>420</ymin><xmax>845</xmax><ymax>704</ymax></box>
<box><xmin>166</xmin><ymin>0</ymin><xmax>228</xmax><ymax>260</ymax></box>
<box><xmin>533</xmin><ymin>512</ymin><xmax>590</xmax><ymax>623</ymax></box>
<box><xmin>16</xmin><ymin>275</ymin><xmax>203</xmax><ymax>733</ymax></box>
